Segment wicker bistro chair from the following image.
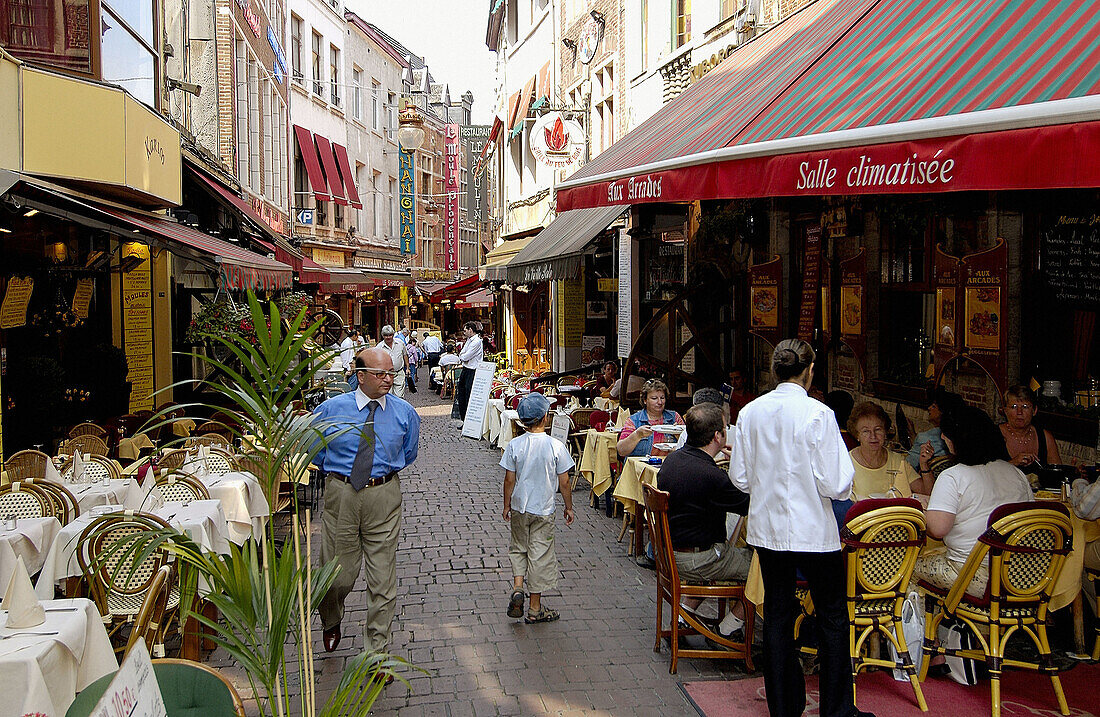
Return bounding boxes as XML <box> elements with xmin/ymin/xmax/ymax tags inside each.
<box><xmin>0</xmin><ymin>481</ymin><xmax>53</xmax><ymax>519</ymax></box>
<box><xmin>4</xmin><ymin>449</ymin><xmax>51</xmax><ymax>482</ymax></box>
<box><xmin>195</xmin><ymin>420</ymin><xmax>233</xmax><ymax>442</ymax></box>
<box><xmin>27</xmin><ymin>478</ymin><xmax>80</xmax><ymax>525</ymax></box>
<box><xmin>186</xmin><ymin>433</ymin><xmax>232</xmax><ymax>450</ymax></box>
<box><xmin>918</xmin><ymin>502</ymin><xmax>1073</xmax><ymax>717</ymax></box>
<box><xmin>60</xmin><ymin>454</ymin><xmax>122</xmax><ymax>482</ymax></box>
<box><xmin>642</xmin><ymin>484</ymin><xmax>755</xmax><ymax>674</ymax></box>
<box><xmin>122</xmin><ymin>564</ymin><xmax>173</xmax><ymax>661</ymax></box>
<box><xmin>77</xmin><ymin>511</ymin><xmax>180</xmax><ymax>656</ymax></box>
<box><xmin>236</xmin><ymin>452</ymin><xmax>292</xmax><ymax>513</ymax></box>
<box><xmin>69</xmin><ymin>422</ymin><xmax>108</xmax><ymax>439</ymax></box>
<box><xmin>61</xmin><ymin>434</ymin><xmax>110</xmax><ymax>457</ymax></box>
<box><xmin>841</xmin><ymin>498</ymin><xmax>928</xmax><ymax>711</ymax></box>
<box><xmin>158</xmin><ymin>449</ymin><xmax>189</xmax><ymax>472</ymax></box>
<box><xmin>153</xmin><ymin>472</ymin><xmax>210</xmax><ymax>505</ymax></box>
<box><xmin>204</xmin><ymin>447</ymin><xmax>238</xmax><ymax>476</ymax></box>
<box><xmin>65</xmin><ymin>658</ymin><xmax>246</xmax><ymax>717</ymax></box>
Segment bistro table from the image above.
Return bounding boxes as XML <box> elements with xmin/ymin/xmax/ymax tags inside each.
<box><xmin>199</xmin><ymin>471</ymin><xmax>270</xmax><ymax>543</ymax></box>
<box><xmin>0</xmin><ymin>597</ymin><xmax>117</xmax><ymax>717</ymax></box>
<box><xmin>117</xmin><ymin>433</ymin><xmax>155</xmax><ymax>461</ymax></box>
<box><xmin>482</xmin><ymin>398</ymin><xmax>507</xmax><ymax>444</ymax></box>
<box><xmin>61</xmin><ymin>477</ymin><xmax>150</xmax><ymax>514</ymax></box>
<box><xmin>578</xmin><ymin>429</ymin><xmax>618</xmax><ymax>497</ymax></box>
<box><xmin>0</xmin><ymin>516</ymin><xmax>61</xmax><ymax>591</ymax></box>
<box><xmin>496</xmin><ymin>409</ymin><xmax>522</xmax><ymax>450</ymax></box>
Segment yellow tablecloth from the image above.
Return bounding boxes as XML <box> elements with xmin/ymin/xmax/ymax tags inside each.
<box><xmin>593</xmin><ymin>397</ymin><xmax>618</xmax><ymax>411</ymax></box>
<box><xmin>117</xmin><ymin>433</ymin><xmax>154</xmax><ymax>461</ymax></box>
<box><xmin>579</xmin><ymin>429</ymin><xmax>618</xmax><ymax>496</ymax></box>
<box><xmin>613</xmin><ymin>456</ymin><xmax>662</xmax><ymax>516</ymax></box>
<box><xmin>1052</xmin><ymin>511</ymin><xmax>1100</xmax><ymax>612</ymax></box>
<box><xmin>173</xmin><ymin>418</ymin><xmax>196</xmax><ymax>437</ymax></box>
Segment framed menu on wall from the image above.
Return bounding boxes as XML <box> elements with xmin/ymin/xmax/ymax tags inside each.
<box><xmin>749</xmin><ymin>255</ymin><xmax>782</xmax><ymax>347</ymax></box>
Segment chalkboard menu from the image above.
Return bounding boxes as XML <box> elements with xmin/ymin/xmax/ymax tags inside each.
<box><xmin>1042</xmin><ymin>214</ymin><xmax>1100</xmax><ymax>306</ymax></box>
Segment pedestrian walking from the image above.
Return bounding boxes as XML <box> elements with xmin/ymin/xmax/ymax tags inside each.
<box><xmin>501</xmin><ymin>393</ymin><xmax>575</xmax><ymax>623</ymax></box>
<box><xmin>421</xmin><ymin>331</ymin><xmax>444</xmax><ymax>371</ymax></box>
<box><xmin>379</xmin><ymin>324</ymin><xmax>409</xmax><ymax>399</ymax></box>
<box><xmin>456</xmin><ymin>321</ymin><xmax>484</xmax><ymax>419</ymax></box>
<box><xmin>312</xmin><ymin>346</ymin><xmax>421</xmax><ymax>656</ymax></box>
<box><xmin>405</xmin><ymin>337</ymin><xmax>421</xmax><ymax>393</ymax></box>
<box><xmin>729</xmin><ymin>338</ymin><xmax>869</xmax><ymax>717</ymax></box>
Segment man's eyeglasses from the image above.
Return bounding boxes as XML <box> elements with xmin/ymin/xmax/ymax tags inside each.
<box><xmin>357</xmin><ymin>368</ymin><xmax>399</xmax><ymax>378</ymax></box>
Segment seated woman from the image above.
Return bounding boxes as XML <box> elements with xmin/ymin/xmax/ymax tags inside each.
<box><xmin>999</xmin><ymin>384</ymin><xmax>1061</xmax><ymax>470</ymax></box>
<box><xmin>616</xmin><ymin>379</ymin><xmax>685</xmax><ymax>458</ymax></box>
<box><xmin>847</xmin><ymin>402</ymin><xmax>928</xmax><ymax>500</ymax></box>
<box><xmin>913</xmin><ymin>404</ymin><xmax>1034</xmax><ymax>597</ymax></box>
<box><xmin>594</xmin><ymin>361</ymin><xmax>618</xmax><ymax>398</ymax></box>
<box><xmin>906</xmin><ymin>388</ymin><xmax>963</xmax><ymax>471</ymax></box>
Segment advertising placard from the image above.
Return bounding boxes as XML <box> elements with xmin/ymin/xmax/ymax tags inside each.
<box><xmin>462</xmin><ymin>125</ymin><xmax>492</xmax><ymax>222</ymax></box>
<box><xmin>617</xmin><ymin>230</ymin><xmax>632</xmax><ymax>358</ymax></box>
<box><xmin>72</xmin><ymin>277</ymin><xmax>94</xmax><ymax>319</ymax></box>
<box><xmin>0</xmin><ymin>277</ymin><xmax>34</xmax><ymax>329</ymax></box>
<box><xmin>462</xmin><ymin>361</ymin><xmax>498</xmax><ymax>439</ymax></box>
<box><xmin>839</xmin><ymin>249</ymin><xmax>867</xmax><ymax>379</ymax></box>
<box><xmin>122</xmin><ymin>242</ymin><xmax>154</xmax><ymax>411</ymax></box>
<box><xmin>748</xmin><ymin>255</ymin><xmax>782</xmax><ymax>346</ymax></box>
<box><xmin>797</xmin><ymin>224</ymin><xmax>822</xmax><ymax>341</ymax></box>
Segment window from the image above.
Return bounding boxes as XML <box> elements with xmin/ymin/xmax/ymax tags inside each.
<box><xmin>593</xmin><ymin>63</ymin><xmax>615</xmax><ymax>155</ymax></box>
<box><xmin>372</xmin><ymin>172</ymin><xmax>382</xmax><ymax>237</ymax></box>
<box><xmin>234</xmin><ymin>37</ymin><xmax>249</xmax><ymax>185</ymax></box>
<box><xmin>720</xmin><ymin>0</ymin><xmax>738</xmax><ymax>21</ymax></box>
<box><xmin>248</xmin><ymin>59</ymin><xmax>261</xmax><ymax>192</ymax></box>
<box><xmin>351</xmin><ymin>68</ymin><xmax>362</xmax><ymax>120</ymax></box>
<box><xmin>371</xmin><ymin>80</ymin><xmax>381</xmax><ymax>130</ymax></box>
<box><xmin>674</xmin><ymin>0</ymin><xmax>691</xmax><ymax>49</ymax></box>
<box><xmin>271</xmin><ymin>89</ymin><xmax>287</xmax><ymax>209</ymax></box>
<box><xmin>329</xmin><ymin>45</ymin><xmax>340</xmax><ymax>105</ymax></box>
<box><xmin>311</xmin><ymin>31</ymin><xmax>322</xmax><ymax>95</ymax></box>
<box><xmin>639</xmin><ymin>0</ymin><xmax>648</xmax><ymax>71</ymax></box>
<box><xmin>388</xmin><ymin>178</ymin><xmax>397</xmax><ymax>240</ymax></box>
<box><xmin>387</xmin><ymin>91</ymin><xmax>397</xmax><ymax>134</ymax></box>
<box><xmin>290</xmin><ymin>16</ymin><xmax>302</xmax><ymax>81</ymax></box>
<box><xmin>100</xmin><ymin>0</ymin><xmax>157</xmax><ymax>107</ymax></box>
<box><xmin>264</xmin><ymin>80</ymin><xmax>274</xmax><ymax>203</ymax></box>
<box><xmin>334</xmin><ymin>202</ymin><xmax>344</xmax><ymax>229</ymax></box>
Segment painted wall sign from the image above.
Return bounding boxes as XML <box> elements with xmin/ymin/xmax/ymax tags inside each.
<box><xmin>399</xmin><ymin>147</ymin><xmax>416</xmax><ymax>255</ymax></box>
<box><xmin>444</xmin><ymin>123</ymin><xmax>460</xmax><ymax>271</ymax></box>
<box><xmin>530</xmin><ymin>113</ymin><xmax>584</xmax><ymax>169</ymax></box>
<box><xmin>72</xmin><ymin>277</ymin><xmax>94</xmax><ymax>319</ymax></box>
<box><xmin>0</xmin><ymin>277</ymin><xmax>33</xmax><ymax>329</ymax></box>
<box><xmin>578</xmin><ymin>17</ymin><xmax>602</xmax><ymax>64</ymax></box>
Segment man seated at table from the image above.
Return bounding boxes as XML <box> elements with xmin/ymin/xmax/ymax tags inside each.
<box><xmin>432</xmin><ymin>342</ymin><xmax>461</xmax><ymax>394</ymax></box>
<box><xmin>1070</xmin><ymin>473</ymin><xmax>1100</xmax><ymax>607</ymax></box>
<box><xmin>657</xmin><ymin>402</ymin><xmax>752</xmax><ymax>639</ymax></box>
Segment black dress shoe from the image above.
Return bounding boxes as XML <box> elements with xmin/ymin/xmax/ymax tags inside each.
<box><xmin>323</xmin><ymin>624</ymin><xmax>341</xmax><ymax>652</ymax></box>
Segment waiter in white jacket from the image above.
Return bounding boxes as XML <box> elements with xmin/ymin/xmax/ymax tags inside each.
<box><xmin>729</xmin><ymin>338</ymin><xmax>868</xmax><ymax>717</ymax></box>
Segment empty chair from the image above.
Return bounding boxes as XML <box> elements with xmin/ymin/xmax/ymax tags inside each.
<box><xmin>61</xmin><ymin>454</ymin><xmax>121</xmax><ymax>482</ymax></box>
<box><xmin>61</xmin><ymin>434</ymin><xmax>110</xmax><ymax>457</ymax></box>
<box><xmin>65</xmin><ymin>658</ymin><xmax>245</xmax><ymax>717</ymax></box>
<box><xmin>122</xmin><ymin>564</ymin><xmax>173</xmax><ymax>661</ymax></box>
<box><xmin>69</xmin><ymin>422</ymin><xmax>107</xmax><ymax>439</ymax></box>
<box><xmin>4</xmin><ymin>449</ymin><xmax>51</xmax><ymax>482</ymax></box>
<box><xmin>158</xmin><ymin>449</ymin><xmax>189</xmax><ymax>472</ymax></box>
<box><xmin>187</xmin><ymin>433</ymin><xmax>232</xmax><ymax>449</ymax></box>
<box><xmin>0</xmin><ymin>481</ymin><xmax>52</xmax><ymax>520</ymax></box>
<box><xmin>31</xmin><ymin>479</ymin><xmax>80</xmax><ymax>525</ymax></box>
<box><xmin>153</xmin><ymin>472</ymin><xmax>210</xmax><ymax>505</ymax></box>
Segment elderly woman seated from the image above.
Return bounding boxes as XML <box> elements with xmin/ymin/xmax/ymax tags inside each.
<box><xmin>847</xmin><ymin>402</ymin><xmax>929</xmax><ymax>501</ymax></box>
<box><xmin>999</xmin><ymin>384</ymin><xmax>1061</xmax><ymax>471</ymax></box>
<box><xmin>616</xmin><ymin>379</ymin><xmax>685</xmax><ymax>458</ymax></box>
<box><xmin>913</xmin><ymin>404</ymin><xmax>1034</xmax><ymax>597</ymax></box>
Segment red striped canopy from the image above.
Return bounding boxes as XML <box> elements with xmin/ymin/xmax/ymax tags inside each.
<box><xmin>556</xmin><ymin>0</ymin><xmax>1100</xmax><ymax>210</ymax></box>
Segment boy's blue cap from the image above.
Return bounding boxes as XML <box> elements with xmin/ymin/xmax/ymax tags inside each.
<box><xmin>517</xmin><ymin>392</ymin><xmax>551</xmax><ymax>421</ymax></box>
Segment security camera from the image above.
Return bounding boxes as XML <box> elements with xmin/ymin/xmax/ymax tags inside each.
<box><xmin>167</xmin><ymin>77</ymin><xmax>202</xmax><ymax>96</ymax></box>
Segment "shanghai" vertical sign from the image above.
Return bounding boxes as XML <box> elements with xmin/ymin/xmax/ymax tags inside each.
<box><xmin>399</xmin><ymin>147</ymin><xmax>416</xmax><ymax>255</ymax></box>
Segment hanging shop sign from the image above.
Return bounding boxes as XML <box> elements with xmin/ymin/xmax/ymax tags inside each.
<box><xmin>797</xmin><ymin>224</ymin><xmax>822</xmax><ymax>342</ymax></box>
<box><xmin>597</xmin><ymin>277</ymin><xmax>618</xmax><ymax>292</ymax></box>
<box><xmin>268</xmin><ymin>27</ymin><xmax>289</xmax><ymax>84</ymax></box>
<box><xmin>399</xmin><ymin>148</ymin><xmax>416</xmax><ymax>255</ymax></box>
<box><xmin>462</xmin><ymin>125</ymin><xmax>492</xmax><ymax>222</ymax></box>
<box><xmin>530</xmin><ymin>113</ymin><xmax>584</xmax><ymax>169</ymax></box>
<box><xmin>312</xmin><ymin>248</ymin><xmax>345</xmax><ymax>267</ymax></box>
<box><xmin>444</xmin><ymin>123</ymin><xmax>461</xmax><ymax>271</ymax></box>
<box><xmin>748</xmin><ymin>255</ymin><xmax>782</xmax><ymax>347</ymax></box>
<box><xmin>0</xmin><ymin>277</ymin><xmax>34</xmax><ymax>329</ymax></box>
<box><xmin>72</xmin><ymin>278</ymin><xmax>94</xmax><ymax>319</ymax></box>
<box><xmin>839</xmin><ymin>249</ymin><xmax>867</xmax><ymax>380</ymax></box>
<box><xmin>121</xmin><ymin>243</ymin><xmax>154</xmax><ymax>412</ymax></box>
<box><xmin>578</xmin><ymin>16</ymin><xmax>603</xmax><ymax>64</ymax></box>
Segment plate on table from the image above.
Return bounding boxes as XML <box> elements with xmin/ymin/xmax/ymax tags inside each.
<box><xmin>653</xmin><ymin>442</ymin><xmax>679</xmax><ymax>452</ymax></box>
<box><xmin>650</xmin><ymin>424</ymin><xmax>684</xmax><ymax>434</ymax></box>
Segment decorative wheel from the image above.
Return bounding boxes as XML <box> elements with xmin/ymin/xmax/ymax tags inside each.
<box><xmin>313</xmin><ymin>308</ymin><xmax>343</xmax><ymax>347</ymax></box>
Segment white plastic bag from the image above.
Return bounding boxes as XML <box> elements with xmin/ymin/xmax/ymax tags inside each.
<box><xmin>889</xmin><ymin>590</ymin><xmax>924</xmax><ymax>681</ymax></box>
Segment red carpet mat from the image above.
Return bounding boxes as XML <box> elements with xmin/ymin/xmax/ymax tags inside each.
<box><xmin>683</xmin><ymin>663</ymin><xmax>1100</xmax><ymax>716</ymax></box>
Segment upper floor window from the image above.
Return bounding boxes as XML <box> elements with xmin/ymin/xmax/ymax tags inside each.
<box><xmin>351</xmin><ymin>68</ymin><xmax>362</xmax><ymax>120</ymax></box>
<box><xmin>100</xmin><ymin>0</ymin><xmax>157</xmax><ymax>108</ymax></box>
<box><xmin>674</xmin><ymin>0</ymin><xmax>691</xmax><ymax>49</ymax></box>
<box><xmin>311</xmin><ymin>31</ymin><xmax>322</xmax><ymax>95</ymax></box>
<box><xmin>329</xmin><ymin>45</ymin><xmax>340</xmax><ymax>105</ymax></box>
<box><xmin>371</xmin><ymin>80</ymin><xmax>381</xmax><ymax>130</ymax></box>
<box><xmin>290</xmin><ymin>16</ymin><xmax>302</xmax><ymax>81</ymax></box>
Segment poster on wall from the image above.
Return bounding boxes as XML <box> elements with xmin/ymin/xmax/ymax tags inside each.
<box><xmin>749</xmin><ymin>255</ymin><xmax>782</xmax><ymax>347</ymax></box>
<box><xmin>935</xmin><ymin>287</ymin><xmax>956</xmax><ymax>347</ymax></box>
<box><xmin>0</xmin><ymin>277</ymin><xmax>34</xmax><ymax>329</ymax></box>
<box><xmin>581</xmin><ymin>336</ymin><xmax>606</xmax><ymax>366</ymax></box>
<box><xmin>932</xmin><ymin>243</ymin><xmax>963</xmax><ymax>379</ymax></box>
<box><xmin>957</xmin><ymin>238</ymin><xmax>1008</xmax><ymax>392</ymax></box>
<box><xmin>821</xmin><ymin>284</ymin><xmax>831</xmax><ymax>340</ymax></box>
<box><xmin>586</xmin><ymin>300</ymin><xmax>608</xmax><ymax>319</ymax></box>
<box><xmin>556</xmin><ymin>278</ymin><xmax>585</xmax><ymax>348</ymax></box>
<box><xmin>839</xmin><ymin>286</ymin><xmax>862</xmax><ymax>336</ymax></box>
<box><xmin>617</xmin><ymin>230</ymin><xmax>632</xmax><ymax>358</ymax></box>
<box><xmin>839</xmin><ymin>249</ymin><xmax>867</xmax><ymax>380</ymax></box>
<box><xmin>72</xmin><ymin>277</ymin><xmax>94</xmax><ymax>319</ymax></box>
<box><xmin>122</xmin><ymin>243</ymin><xmax>154</xmax><ymax>412</ymax></box>
<box><xmin>964</xmin><ymin>286</ymin><xmax>1001</xmax><ymax>350</ymax></box>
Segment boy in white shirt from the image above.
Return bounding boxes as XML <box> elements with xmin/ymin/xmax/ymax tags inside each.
<box><xmin>501</xmin><ymin>393</ymin><xmax>575</xmax><ymax>623</ymax></box>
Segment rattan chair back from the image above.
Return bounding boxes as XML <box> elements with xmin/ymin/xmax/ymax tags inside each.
<box><xmin>186</xmin><ymin>433</ymin><xmax>232</xmax><ymax>449</ymax></box>
<box><xmin>4</xmin><ymin>450</ymin><xmax>50</xmax><ymax>482</ymax></box>
<box><xmin>122</xmin><ymin>564</ymin><xmax>173</xmax><ymax>661</ymax></box>
<box><xmin>0</xmin><ymin>481</ymin><xmax>51</xmax><ymax>519</ymax></box>
<box><xmin>157</xmin><ymin>449</ymin><xmax>189</xmax><ymax>471</ymax></box>
<box><xmin>62</xmin><ymin>434</ymin><xmax>110</xmax><ymax>457</ymax></box>
<box><xmin>153</xmin><ymin>472</ymin><xmax>210</xmax><ymax>505</ymax></box>
<box><xmin>61</xmin><ymin>454</ymin><xmax>121</xmax><ymax>482</ymax></box>
<box><xmin>31</xmin><ymin>479</ymin><xmax>80</xmax><ymax>524</ymax></box>
<box><xmin>69</xmin><ymin>422</ymin><xmax>107</xmax><ymax>439</ymax></box>
<box><xmin>77</xmin><ymin>511</ymin><xmax>176</xmax><ymax>602</ymax></box>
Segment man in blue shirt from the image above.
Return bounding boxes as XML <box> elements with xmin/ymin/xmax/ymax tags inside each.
<box><xmin>313</xmin><ymin>346</ymin><xmax>421</xmax><ymax>654</ymax></box>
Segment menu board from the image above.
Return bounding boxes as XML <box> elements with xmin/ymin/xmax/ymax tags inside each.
<box><xmin>72</xmin><ymin>278</ymin><xmax>95</xmax><ymax>319</ymax></box>
<box><xmin>749</xmin><ymin>255</ymin><xmax>782</xmax><ymax>347</ymax></box>
<box><xmin>122</xmin><ymin>243</ymin><xmax>154</xmax><ymax>412</ymax></box>
<box><xmin>1042</xmin><ymin>213</ymin><xmax>1100</xmax><ymax>307</ymax></box>
<box><xmin>0</xmin><ymin>277</ymin><xmax>34</xmax><ymax>329</ymax></box>
<box><xmin>556</xmin><ymin>277</ymin><xmax>585</xmax><ymax>348</ymax></box>
<box><xmin>797</xmin><ymin>225</ymin><xmax>822</xmax><ymax>342</ymax></box>
<box><xmin>617</xmin><ymin>230</ymin><xmax>632</xmax><ymax>358</ymax></box>
<box><xmin>461</xmin><ymin>360</ymin><xmax>497</xmax><ymax>440</ymax></box>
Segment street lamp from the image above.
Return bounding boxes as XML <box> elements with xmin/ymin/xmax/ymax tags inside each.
<box><xmin>397</xmin><ymin>105</ymin><xmax>426</xmax><ymax>150</ymax></box>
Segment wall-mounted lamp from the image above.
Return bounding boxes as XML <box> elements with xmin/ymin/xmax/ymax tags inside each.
<box><xmin>561</xmin><ymin>38</ymin><xmax>577</xmax><ymax>51</ymax></box>
<box><xmin>589</xmin><ymin>9</ymin><xmax>605</xmax><ymax>23</ymax></box>
<box><xmin>167</xmin><ymin>77</ymin><xmax>202</xmax><ymax>96</ymax></box>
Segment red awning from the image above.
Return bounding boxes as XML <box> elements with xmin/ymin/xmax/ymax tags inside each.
<box><xmin>332</xmin><ymin>143</ymin><xmax>362</xmax><ymax>209</ymax></box>
<box><xmin>455</xmin><ymin>287</ymin><xmax>494</xmax><ymax>309</ymax></box>
<box><xmin>555</xmin><ymin>0</ymin><xmax>1100</xmax><ymax>210</ymax></box>
<box><xmin>510</xmin><ymin>75</ymin><xmax>536</xmax><ymax>134</ymax></box>
<box><xmin>314</xmin><ymin>135</ymin><xmax>347</xmax><ymax>206</ymax></box>
<box><xmin>97</xmin><ymin>206</ymin><xmax>293</xmax><ymax>290</ymax></box>
<box><xmin>430</xmin><ymin>272</ymin><xmax>481</xmax><ymax>300</ymax></box>
<box><xmin>294</xmin><ymin>125</ymin><xmax>331</xmax><ymax>202</ymax></box>
<box><xmin>299</xmin><ymin>257</ymin><xmax>330</xmax><ymax>284</ymax></box>
<box><xmin>319</xmin><ymin>268</ymin><xmax>374</xmax><ymax>293</ymax></box>
<box><xmin>474</xmin><ymin>116</ymin><xmax>503</xmax><ymax>179</ymax></box>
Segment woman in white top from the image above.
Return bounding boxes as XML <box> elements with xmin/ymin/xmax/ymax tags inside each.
<box><xmin>456</xmin><ymin>321</ymin><xmax>485</xmax><ymax>418</ymax></box>
<box><xmin>914</xmin><ymin>404</ymin><xmax>1033</xmax><ymax>598</ymax></box>
<box><xmin>729</xmin><ymin>339</ymin><xmax>866</xmax><ymax>717</ymax></box>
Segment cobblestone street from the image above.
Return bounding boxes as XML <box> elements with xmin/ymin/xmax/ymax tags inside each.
<box><xmin>214</xmin><ymin>378</ymin><xmax>755</xmax><ymax>716</ymax></box>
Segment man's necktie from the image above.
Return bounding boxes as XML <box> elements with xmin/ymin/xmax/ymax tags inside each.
<box><xmin>350</xmin><ymin>400</ymin><xmax>379</xmax><ymax>490</ymax></box>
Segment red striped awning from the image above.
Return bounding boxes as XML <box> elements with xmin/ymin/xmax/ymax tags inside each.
<box><xmin>332</xmin><ymin>143</ymin><xmax>362</xmax><ymax>209</ymax></box>
<box><xmin>455</xmin><ymin>287</ymin><xmax>494</xmax><ymax>309</ymax></box>
<box><xmin>556</xmin><ymin>0</ymin><xmax>1100</xmax><ymax>210</ymax></box>
<box><xmin>97</xmin><ymin>206</ymin><xmax>293</xmax><ymax>290</ymax></box>
<box><xmin>299</xmin><ymin>257</ymin><xmax>330</xmax><ymax>284</ymax></box>
<box><xmin>474</xmin><ymin>116</ymin><xmax>503</xmax><ymax>179</ymax></box>
<box><xmin>510</xmin><ymin>75</ymin><xmax>536</xmax><ymax>136</ymax></box>
<box><xmin>294</xmin><ymin>125</ymin><xmax>330</xmax><ymax>203</ymax></box>
<box><xmin>313</xmin><ymin>135</ymin><xmax>347</xmax><ymax>206</ymax></box>
<box><xmin>430</xmin><ymin>272</ymin><xmax>481</xmax><ymax>301</ymax></box>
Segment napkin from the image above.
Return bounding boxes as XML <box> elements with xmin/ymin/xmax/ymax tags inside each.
<box><xmin>1</xmin><ymin>556</ymin><xmax>45</xmax><ymax>628</ymax></box>
<box><xmin>44</xmin><ymin>457</ymin><xmax>62</xmax><ymax>483</ymax></box>
<box><xmin>71</xmin><ymin>452</ymin><xmax>87</xmax><ymax>482</ymax></box>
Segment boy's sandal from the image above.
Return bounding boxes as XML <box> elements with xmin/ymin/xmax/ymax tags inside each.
<box><xmin>507</xmin><ymin>590</ymin><xmax>525</xmax><ymax>618</ymax></box>
<box><xmin>524</xmin><ymin>606</ymin><xmax>560</xmax><ymax>624</ymax></box>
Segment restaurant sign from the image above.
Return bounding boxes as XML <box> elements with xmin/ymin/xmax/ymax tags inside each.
<box><xmin>797</xmin><ymin>224</ymin><xmax>822</xmax><ymax>342</ymax></box>
<box><xmin>530</xmin><ymin>113</ymin><xmax>584</xmax><ymax>169</ymax></box>
<box><xmin>444</xmin><ymin>123</ymin><xmax>460</xmax><ymax>271</ymax></box>
<box><xmin>748</xmin><ymin>255</ymin><xmax>782</xmax><ymax>347</ymax></box>
<box><xmin>399</xmin><ymin>148</ymin><xmax>416</xmax><ymax>255</ymax></box>
<box><xmin>462</xmin><ymin>125</ymin><xmax>492</xmax><ymax>222</ymax></box>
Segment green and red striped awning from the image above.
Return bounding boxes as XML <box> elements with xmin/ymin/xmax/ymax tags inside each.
<box><xmin>557</xmin><ymin>0</ymin><xmax>1100</xmax><ymax>210</ymax></box>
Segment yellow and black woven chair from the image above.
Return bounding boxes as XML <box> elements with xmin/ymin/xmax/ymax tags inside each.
<box><xmin>153</xmin><ymin>471</ymin><xmax>210</xmax><ymax>505</ymax></box>
<box><xmin>0</xmin><ymin>480</ymin><xmax>52</xmax><ymax>520</ymax></box>
<box><xmin>77</xmin><ymin>511</ymin><xmax>180</xmax><ymax>657</ymax></box>
<box><xmin>4</xmin><ymin>449</ymin><xmax>52</xmax><ymax>482</ymax></box>
<box><xmin>642</xmin><ymin>483</ymin><xmax>755</xmax><ymax>674</ymax></box>
<box><xmin>918</xmin><ymin>501</ymin><xmax>1073</xmax><ymax>717</ymax></box>
<box><xmin>203</xmin><ymin>447</ymin><xmax>238</xmax><ymax>476</ymax></box>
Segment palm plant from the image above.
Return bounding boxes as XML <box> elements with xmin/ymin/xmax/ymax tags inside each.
<box><xmin>106</xmin><ymin>292</ymin><xmax>420</xmax><ymax>717</ymax></box>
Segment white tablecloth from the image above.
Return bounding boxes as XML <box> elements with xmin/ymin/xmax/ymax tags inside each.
<box><xmin>482</xmin><ymin>398</ymin><xmax>506</xmax><ymax>443</ymax></box>
<box><xmin>0</xmin><ymin>516</ymin><xmax>60</xmax><ymax>590</ymax></box>
<box><xmin>496</xmin><ymin>409</ymin><xmax>521</xmax><ymax>450</ymax></box>
<box><xmin>0</xmin><ymin>597</ymin><xmax>117</xmax><ymax>717</ymax></box>
<box><xmin>61</xmin><ymin>478</ymin><xmax>150</xmax><ymax>514</ymax></box>
<box><xmin>200</xmin><ymin>471</ymin><xmax>270</xmax><ymax>543</ymax></box>
<box><xmin>35</xmin><ymin>500</ymin><xmax>234</xmax><ymax>600</ymax></box>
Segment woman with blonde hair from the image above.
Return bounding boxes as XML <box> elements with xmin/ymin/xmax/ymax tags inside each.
<box><xmin>847</xmin><ymin>402</ymin><xmax>930</xmax><ymax>500</ymax></box>
<box><xmin>616</xmin><ymin>378</ymin><xmax>685</xmax><ymax>458</ymax></box>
